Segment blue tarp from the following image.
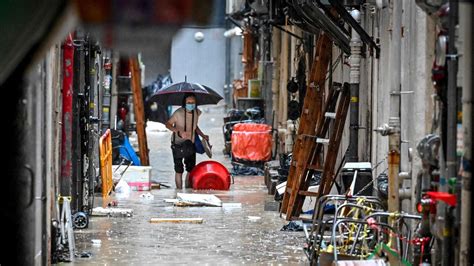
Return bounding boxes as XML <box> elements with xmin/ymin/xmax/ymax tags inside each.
<box><xmin>119</xmin><ymin>136</ymin><xmax>141</xmax><ymax>166</ymax></box>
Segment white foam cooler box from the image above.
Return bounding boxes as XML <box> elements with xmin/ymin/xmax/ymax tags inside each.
<box><xmin>112</xmin><ymin>165</ymin><xmax>152</xmax><ymax>191</ymax></box>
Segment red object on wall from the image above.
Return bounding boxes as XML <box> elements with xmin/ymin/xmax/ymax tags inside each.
<box><xmin>189</xmin><ymin>161</ymin><xmax>231</xmax><ymax>190</ymax></box>
<box><xmin>119</xmin><ymin>106</ymin><xmax>128</xmax><ymax>121</ymax></box>
<box><xmin>426</xmin><ymin>191</ymin><xmax>457</xmax><ymax>207</ymax></box>
<box><xmin>60</xmin><ymin>33</ymin><xmax>74</xmax><ymax>194</ymax></box>
<box><xmin>231</xmin><ymin>123</ymin><xmax>272</xmax><ymax>161</ymax></box>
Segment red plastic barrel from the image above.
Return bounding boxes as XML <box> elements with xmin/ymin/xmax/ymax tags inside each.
<box><xmin>189</xmin><ymin>161</ymin><xmax>231</xmax><ymax>190</ymax></box>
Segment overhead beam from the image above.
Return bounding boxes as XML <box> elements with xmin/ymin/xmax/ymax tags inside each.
<box><xmin>328</xmin><ymin>0</ymin><xmax>380</xmax><ymax>58</ymax></box>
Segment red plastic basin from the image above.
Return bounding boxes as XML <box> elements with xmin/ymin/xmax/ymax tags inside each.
<box><xmin>189</xmin><ymin>161</ymin><xmax>231</xmax><ymax>190</ymax></box>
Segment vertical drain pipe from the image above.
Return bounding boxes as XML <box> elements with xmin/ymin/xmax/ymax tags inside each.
<box><xmin>374</xmin><ymin>3</ymin><xmax>402</xmax><ymax>233</ymax></box>
<box><xmin>459</xmin><ymin>1</ymin><xmax>472</xmax><ymax>264</ymax></box>
<box><xmin>387</xmin><ymin>0</ymin><xmax>402</xmax><ymax>214</ymax></box>
<box><xmin>374</xmin><ymin>6</ymin><xmax>401</xmax><ymax>263</ymax></box>
<box><xmin>444</xmin><ymin>0</ymin><xmax>458</xmax><ymax>264</ymax></box>
<box><xmin>386</xmin><ymin>4</ymin><xmax>402</xmax><ymax>264</ymax></box>
<box><xmin>348</xmin><ymin>9</ymin><xmax>362</xmax><ymax>162</ymax></box>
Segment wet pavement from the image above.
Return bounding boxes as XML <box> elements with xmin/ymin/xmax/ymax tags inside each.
<box><xmin>73</xmin><ymin>106</ymin><xmax>308</xmax><ymax>265</ymax></box>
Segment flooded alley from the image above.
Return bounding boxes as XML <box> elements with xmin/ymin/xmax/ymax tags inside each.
<box><xmin>74</xmin><ymin>106</ymin><xmax>307</xmax><ymax>265</ymax></box>
<box><xmin>1</xmin><ymin>1</ymin><xmax>473</xmax><ymax>265</ymax></box>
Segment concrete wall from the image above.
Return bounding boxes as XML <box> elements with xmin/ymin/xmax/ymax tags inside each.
<box><xmin>372</xmin><ymin>4</ymin><xmax>392</xmax><ymax>179</ymax></box>
<box><xmin>171</xmin><ymin>27</ymin><xmax>226</xmax><ymax>101</ymax></box>
<box><xmin>89</xmin><ymin>26</ymin><xmax>177</xmax><ymax>86</ymax></box>
<box><xmin>140</xmin><ymin>38</ymin><xmax>172</xmax><ymax>86</ymax></box>
<box><xmin>229</xmin><ymin>35</ymin><xmax>243</xmax><ymax>82</ymax></box>
<box><xmin>369</xmin><ymin>2</ymin><xmax>435</xmax><ymax>211</ymax></box>
<box><xmin>399</xmin><ymin>2</ymin><xmax>436</xmax><ymax>212</ymax></box>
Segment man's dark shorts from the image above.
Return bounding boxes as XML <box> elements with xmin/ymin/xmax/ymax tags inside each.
<box><xmin>173</xmin><ymin>152</ymin><xmax>196</xmax><ymax>173</ymax></box>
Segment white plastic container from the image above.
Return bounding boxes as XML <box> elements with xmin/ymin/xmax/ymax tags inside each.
<box><xmin>112</xmin><ymin>165</ymin><xmax>152</xmax><ymax>191</ymax></box>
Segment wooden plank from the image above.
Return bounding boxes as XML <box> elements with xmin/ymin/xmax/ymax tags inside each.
<box><xmin>174</xmin><ymin>202</ymin><xmax>207</xmax><ymax>207</ymax></box>
<box><xmin>92</xmin><ymin>207</ymin><xmax>133</xmax><ymax>217</ymax></box>
<box><xmin>289</xmin><ymin>216</ymin><xmax>314</xmax><ymax>222</ymax></box>
<box><xmin>307</xmin><ymin>165</ymin><xmax>323</xmax><ymax>171</ymax></box>
<box><xmin>149</xmin><ymin>218</ymin><xmax>204</xmax><ymax>224</ymax></box>
<box><xmin>129</xmin><ymin>57</ymin><xmax>150</xmax><ymax>166</ymax></box>
<box><xmin>298</xmin><ymin>191</ymin><xmax>319</xmax><ymax>197</ymax></box>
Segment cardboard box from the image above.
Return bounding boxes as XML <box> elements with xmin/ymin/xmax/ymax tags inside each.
<box><xmin>112</xmin><ymin>165</ymin><xmax>152</xmax><ymax>191</ymax></box>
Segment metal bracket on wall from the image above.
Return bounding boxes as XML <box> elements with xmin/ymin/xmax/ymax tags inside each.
<box><xmin>374</xmin><ymin>123</ymin><xmax>399</xmax><ymax>136</ymax></box>
<box><xmin>390</xmin><ymin>91</ymin><xmax>414</xmax><ymax>95</ymax></box>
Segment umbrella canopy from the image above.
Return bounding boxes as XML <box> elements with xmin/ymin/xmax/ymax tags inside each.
<box><xmin>149</xmin><ymin>82</ymin><xmax>223</xmax><ymax>106</ymax></box>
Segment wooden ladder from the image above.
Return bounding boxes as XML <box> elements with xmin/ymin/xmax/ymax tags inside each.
<box><xmin>282</xmin><ymin>83</ymin><xmax>350</xmax><ymax>220</ymax></box>
<box><xmin>280</xmin><ymin>32</ymin><xmax>332</xmax><ymax>217</ymax></box>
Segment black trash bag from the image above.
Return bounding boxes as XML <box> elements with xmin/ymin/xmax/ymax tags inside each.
<box><xmin>244</xmin><ymin>107</ymin><xmax>264</xmax><ymax>120</ymax></box>
<box><xmin>226</xmin><ymin>109</ymin><xmax>246</xmax><ymax>122</ymax></box>
<box><xmin>143</xmin><ymin>74</ymin><xmax>173</xmax><ymax>123</ymax></box>
<box><xmin>279</xmin><ymin>153</ymin><xmax>292</xmax><ymax>169</ymax></box>
<box><xmin>111</xmin><ymin>129</ymin><xmax>125</xmax><ymax>164</ymax></box>
<box><xmin>231</xmin><ymin>165</ymin><xmax>264</xmax><ymax>176</ymax></box>
<box><xmin>281</xmin><ymin>220</ymin><xmax>305</xmax><ymax>231</ymax></box>
<box><xmin>309</xmin><ymin>172</ymin><xmax>321</xmax><ymax>187</ymax></box>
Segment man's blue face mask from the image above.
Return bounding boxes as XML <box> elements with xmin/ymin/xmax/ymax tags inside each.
<box><xmin>185</xmin><ymin>103</ymin><xmax>196</xmax><ymax>111</ymax></box>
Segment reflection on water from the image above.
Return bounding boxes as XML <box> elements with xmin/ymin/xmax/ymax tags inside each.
<box><xmin>73</xmin><ymin>106</ymin><xmax>307</xmax><ymax>265</ymax></box>
<box><xmin>74</xmin><ymin>177</ymin><xmax>307</xmax><ymax>265</ymax></box>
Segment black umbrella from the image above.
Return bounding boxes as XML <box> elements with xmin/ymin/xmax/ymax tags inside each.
<box><xmin>149</xmin><ymin>81</ymin><xmax>223</xmax><ymax>106</ymax></box>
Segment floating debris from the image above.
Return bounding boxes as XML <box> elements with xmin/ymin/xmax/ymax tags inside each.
<box><xmin>149</xmin><ymin>218</ymin><xmax>204</xmax><ymax>224</ymax></box>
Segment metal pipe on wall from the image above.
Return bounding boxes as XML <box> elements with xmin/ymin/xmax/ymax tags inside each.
<box><xmin>446</xmin><ymin>0</ymin><xmax>459</xmax><ymax>185</ymax></box>
<box><xmin>348</xmin><ymin>9</ymin><xmax>362</xmax><ymax>163</ymax></box>
<box><xmin>387</xmin><ymin>3</ymin><xmax>402</xmax><ymax>263</ymax></box>
<box><xmin>224</xmin><ymin>20</ymin><xmax>231</xmax><ymax>108</ymax></box>
<box><xmin>443</xmin><ymin>0</ymin><xmax>459</xmax><ymax>264</ymax></box>
<box><xmin>271</xmin><ymin>28</ymin><xmax>281</xmax><ymax>128</ymax></box>
<box><xmin>387</xmin><ymin>0</ymin><xmax>402</xmax><ymax>214</ymax></box>
<box><xmin>259</xmin><ymin>22</ymin><xmax>273</xmax><ymax>124</ymax></box>
<box><xmin>459</xmin><ymin>1</ymin><xmax>472</xmax><ymax>264</ymax></box>
<box><xmin>279</xmin><ymin>26</ymin><xmax>289</xmax><ymax>127</ymax></box>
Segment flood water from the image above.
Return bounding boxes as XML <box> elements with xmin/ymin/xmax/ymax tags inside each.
<box><xmin>72</xmin><ymin>106</ymin><xmax>308</xmax><ymax>265</ymax></box>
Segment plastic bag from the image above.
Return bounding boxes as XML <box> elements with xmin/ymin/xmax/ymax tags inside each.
<box><xmin>195</xmin><ymin>134</ymin><xmax>205</xmax><ymax>154</ymax></box>
<box><xmin>115</xmin><ymin>178</ymin><xmax>130</xmax><ymax>197</ymax></box>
